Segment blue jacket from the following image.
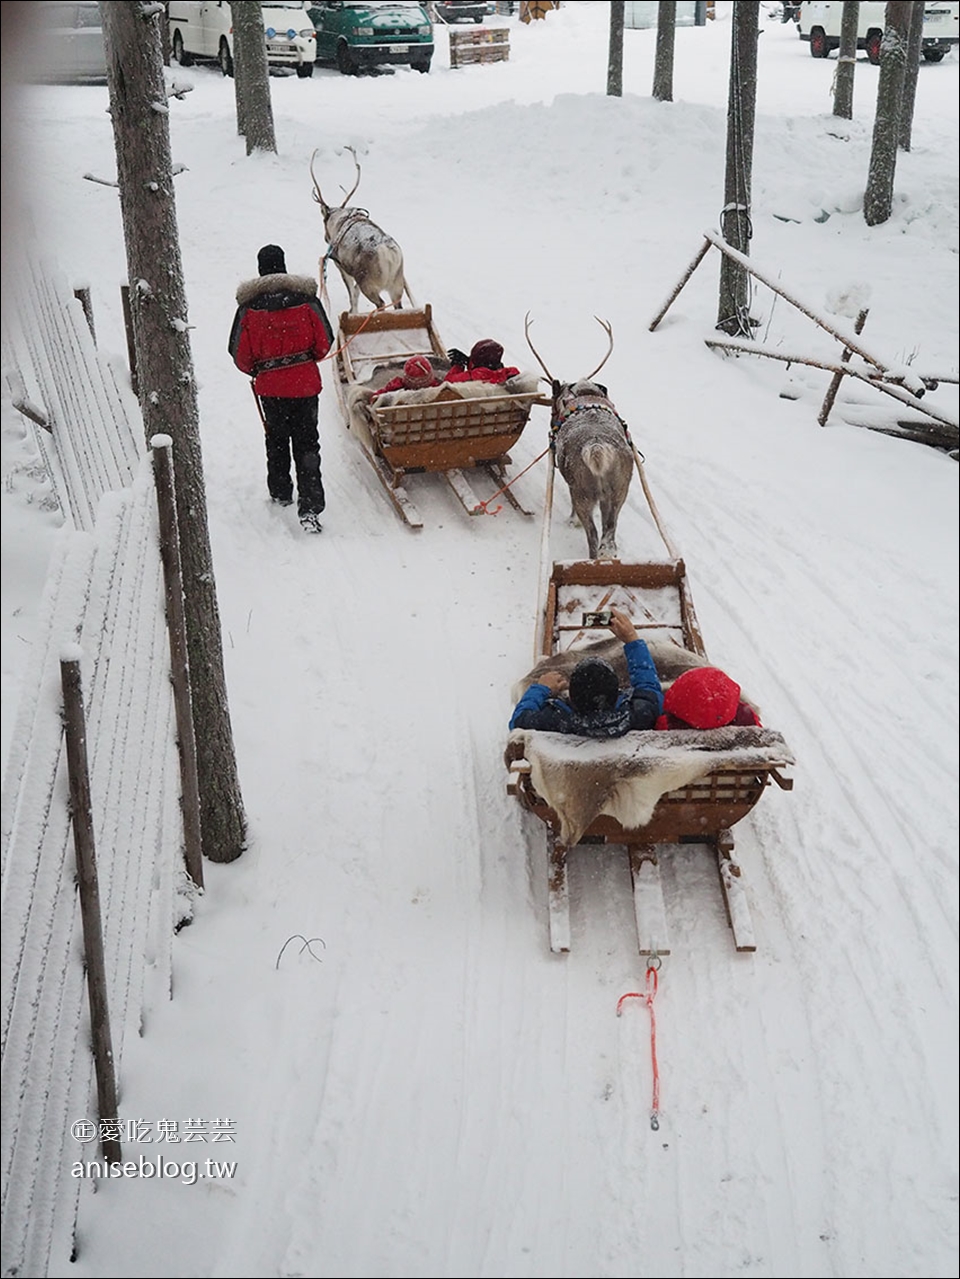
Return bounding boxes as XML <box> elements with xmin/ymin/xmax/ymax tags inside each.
<box><xmin>509</xmin><ymin>639</ymin><xmax>664</xmax><ymax>738</ymax></box>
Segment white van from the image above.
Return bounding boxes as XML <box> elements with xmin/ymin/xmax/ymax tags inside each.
<box><xmin>798</xmin><ymin>2</ymin><xmax>958</xmax><ymax>64</ymax></box>
<box><xmin>168</xmin><ymin>1</ymin><xmax>317</xmax><ymax>77</ymax></box>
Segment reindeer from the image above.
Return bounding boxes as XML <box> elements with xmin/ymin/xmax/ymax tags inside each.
<box><xmin>310</xmin><ymin>147</ymin><xmax>407</xmax><ymax>313</ymax></box>
<box><xmin>526</xmin><ymin>316</ymin><xmax>634</xmax><ymax>560</ymax></box>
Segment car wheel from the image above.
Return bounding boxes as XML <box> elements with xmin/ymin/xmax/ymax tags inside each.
<box><xmin>172</xmin><ymin>30</ymin><xmax>192</xmax><ymax>67</ymax></box>
<box><xmin>922</xmin><ymin>49</ymin><xmax>945</xmax><ymax>62</ymax></box>
<box><xmin>809</xmin><ymin>27</ymin><xmax>828</xmax><ymax>58</ymax></box>
<box><xmin>336</xmin><ymin>40</ymin><xmax>356</xmax><ymax>75</ymax></box>
<box><xmin>413</xmin><ymin>57</ymin><xmax>432</xmax><ymax>74</ymax></box>
<box><xmin>219</xmin><ymin>38</ymin><xmax>234</xmax><ymax>77</ymax></box>
<box><xmin>865</xmin><ymin>30</ymin><xmax>882</xmax><ymax>65</ymax></box>
<box><xmin>296</xmin><ymin>62</ymin><xmax>314</xmax><ymax>78</ymax></box>
<box><xmin>473</xmin><ymin>12</ymin><xmax>483</xmax><ymax>19</ymax></box>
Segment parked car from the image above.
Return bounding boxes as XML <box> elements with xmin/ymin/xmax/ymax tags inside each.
<box><xmin>306</xmin><ymin>2</ymin><xmax>434</xmax><ymax>74</ymax></box>
<box><xmin>23</xmin><ymin>1</ymin><xmax>108</xmax><ymax>84</ymax></box>
<box><xmin>798</xmin><ymin>2</ymin><xmax>958</xmax><ymax>64</ymax></box>
<box><xmin>433</xmin><ymin>1</ymin><xmax>488</xmax><ymax>22</ymax></box>
<box><xmin>168</xmin><ymin>1</ymin><xmax>317</xmax><ymax>77</ymax></box>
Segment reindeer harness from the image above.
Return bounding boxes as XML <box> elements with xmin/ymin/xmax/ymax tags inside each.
<box><xmin>324</xmin><ymin>207</ymin><xmax>374</xmax><ymax>265</ymax></box>
<box><xmin>550</xmin><ymin>393</ymin><xmax>630</xmax><ymax>442</ymax></box>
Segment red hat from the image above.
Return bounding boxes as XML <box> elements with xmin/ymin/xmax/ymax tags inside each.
<box><xmin>663</xmin><ymin>667</ymin><xmax>741</xmax><ymax>729</ymax></box>
<box><xmin>468</xmin><ymin>339</ymin><xmax>504</xmax><ymax>370</ymax></box>
<box><xmin>403</xmin><ymin>355</ymin><xmax>435</xmax><ymax>388</ymax></box>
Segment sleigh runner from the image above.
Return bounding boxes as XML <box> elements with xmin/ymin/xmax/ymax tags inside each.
<box><xmin>506</xmin><ymin>456</ymin><xmax>794</xmax><ymax>955</ymax></box>
<box><xmin>334</xmin><ymin>306</ymin><xmax>544</xmax><ymax>528</ymax></box>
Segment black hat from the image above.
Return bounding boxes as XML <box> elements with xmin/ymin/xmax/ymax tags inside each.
<box><xmin>568</xmin><ymin>658</ymin><xmax>619</xmax><ymax>715</ymax></box>
<box><xmin>257</xmin><ymin>244</ymin><xmax>287</xmax><ymax>276</ymax></box>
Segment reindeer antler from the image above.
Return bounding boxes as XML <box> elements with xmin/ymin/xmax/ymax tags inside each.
<box><xmin>338</xmin><ymin>145</ymin><xmax>362</xmax><ymax>209</ymax></box>
<box><xmin>523</xmin><ymin>312</ymin><xmax>555</xmax><ymax>383</ymax></box>
<box><xmin>585</xmin><ymin>317</ymin><xmax>614</xmax><ymax>381</ymax></box>
<box><xmin>309</xmin><ymin>149</ymin><xmax>328</xmax><ymax>212</ymax></box>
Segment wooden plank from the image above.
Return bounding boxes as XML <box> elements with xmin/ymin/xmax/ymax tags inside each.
<box><xmin>550</xmin><ymin>559</ymin><xmax>684</xmax><ymax>588</ymax></box>
<box><xmin>355</xmin><ymin>434</ymin><xmax>421</xmax><ymax>524</ymax></box>
<box><xmin>442</xmin><ymin>468</ymin><xmax>484</xmax><ymax>515</ymax></box>
<box><xmin>629</xmin><ymin>847</ymin><xmax>671</xmax><ymax>956</ymax></box>
<box><xmin>716</xmin><ymin>832</ymin><xmax>756</xmax><ymax>952</ymax></box>
<box><xmin>547</xmin><ymin>833</ymin><xmax>571</xmax><ymax>954</ymax></box>
<box><xmin>483</xmin><ymin>460</ymin><xmax>534</xmax><ymax>517</ymax></box>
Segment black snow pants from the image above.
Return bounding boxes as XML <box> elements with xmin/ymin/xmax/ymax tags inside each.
<box><xmin>260</xmin><ymin>395</ymin><xmax>325</xmax><ymax>517</ymax></box>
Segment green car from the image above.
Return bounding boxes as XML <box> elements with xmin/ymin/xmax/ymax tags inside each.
<box><xmin>307</xmin><ymin>1</ymin><xmax>434</xmax><ymax>75</ymax></box>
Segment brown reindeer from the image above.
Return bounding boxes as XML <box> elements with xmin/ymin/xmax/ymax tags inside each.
<box><xmin>311</xmin><ymin>148</ymin><xmax>407</xmax><ymax>312</ymax></box>
<box><xmin>526</xmin><ymin>316</ymin><xmax>634</xmax><ymax>560</ymax></box>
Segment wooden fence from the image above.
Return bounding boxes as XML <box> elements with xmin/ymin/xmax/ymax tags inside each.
<box><xmin>1</xmin><ymin>261</ymin><xmax>193</xmax><ymax>1277</ymax></box>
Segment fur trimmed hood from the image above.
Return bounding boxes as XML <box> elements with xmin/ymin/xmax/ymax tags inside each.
<box><xmin>235</xmin><ymin>273</ymin><xmax>319</xmax><ymax>306</ymax></box>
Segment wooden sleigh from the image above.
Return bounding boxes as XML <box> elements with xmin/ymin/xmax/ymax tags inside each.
<box><xmin>505</xmin><ymin>456</ymin><xmax>794</xmax><ymax>955</ymax></box>
<box><xmin>333</xmin><ymin>306</ymin><xmax>545</xmax><ymax>528</ymax></box>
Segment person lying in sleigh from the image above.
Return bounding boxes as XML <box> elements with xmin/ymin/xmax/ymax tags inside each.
<box><xmin>509</xmin><ymin>610</ymin><xmax>663</xmax><ymax>739</ymax></box>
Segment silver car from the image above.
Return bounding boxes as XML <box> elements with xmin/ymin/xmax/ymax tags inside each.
<box><xmin>23</xmin><ymin>2</ymin><xmax>108</xmax><ymax>84</ymax></box>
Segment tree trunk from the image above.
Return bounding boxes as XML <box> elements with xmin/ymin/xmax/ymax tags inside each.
<box><xmin>832</xmin><ymin>1</ymin><xmax>859</xmax><ymax>119</ymax></box>
<box><xmin>230</xmin><ymin>2</ymin><xmax>276</xmax><ymax>155</ymax></box>
<box><xmin>898</xmin><ymin>0</ymin><xmax>924</xmax><ymax>151</ymax></box>
<box><xmin>100</xmin><ymin>3</ymin><xmax>246</xmax><ymax>863</ymax></box>
<box><xmin>653</xmin><ymin>2</ymin><xmax>677</xmax><ymax>102</ymax></box>
<box><xmin>607</xmin><ymin>1</ymin><xmax>624</xmax><ymax>98</ymax></box>
<box><xmin>716</xmin><ymin>0</ymin><xmax>758</xmax><ymax>336</ymax></box>
<box><xmin>863</xmin><ymin>1</ymin><xmax>911</xmax><ymax>225</ymax></box>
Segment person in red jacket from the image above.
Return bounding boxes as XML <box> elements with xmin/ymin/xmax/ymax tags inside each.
<box><xmin>655</xmin><ymin>666</ymin><xmax>761</xmax><ymax>731</ymax></box>
<box><xmin>228</xmin><ymin>245</ymin><xmax>333</xmax><ymax>532</ymax></box>
<box><xmin>371</xmin><ymin>354</ymin><xmax>440</xmax><ymax>398</ymax></box>
<box><xmin>444</xmin><ymin>339</ymin><xmax>520</xmax><ymax>386</ymax></box>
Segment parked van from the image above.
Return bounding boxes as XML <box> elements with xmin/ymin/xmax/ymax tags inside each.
<box><xmin>798</xmin><ymin>2</ymin><xmax>958</xmax><ymax>64</ymax></box>
<box><xmin>306</xmin><ymin>2</ymin><xmax>434</xmax><ymax>75</ymax></box>
<box><xmin>168</xmin><ymin>1</ymin><xmax>317</xmax><ymax>77</ymax></box>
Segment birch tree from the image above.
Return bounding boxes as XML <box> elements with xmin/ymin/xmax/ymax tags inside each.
<box><xmin>100</xmin><ymin>2</ymin><xmax>246</xmax><ymax>863</ymax></box>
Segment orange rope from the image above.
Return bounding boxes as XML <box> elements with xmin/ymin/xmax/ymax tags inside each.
<box><xmin>473</xmin><ymin>444</ymin><xmax>551</xmax><ymax>516</ymax></box>
<box><xmin>322</xmin><ymin>302</ymin><xmax>393</xmax><ymax>365</ymax></box>
<box><xmin>616</xmin><ymin>961</ymin><xmax>662</xmax><ymax>1130</ymax></box>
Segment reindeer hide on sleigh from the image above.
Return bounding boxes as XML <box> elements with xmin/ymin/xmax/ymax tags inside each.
<box><xmin>506</xmin><ymin>724</ymin><xmax>792</xmax><ymax>848</ymax></box>
<box><xmin>506</xmin><ymin>640</ymin><xmax>783</xmax><ymax>848</ymax></box>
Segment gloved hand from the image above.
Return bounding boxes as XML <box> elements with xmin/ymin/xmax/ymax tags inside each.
<box><xmin>447</xmin><ymin>347</ymin><xmax>468</xmax><ymax>368</ymax></box>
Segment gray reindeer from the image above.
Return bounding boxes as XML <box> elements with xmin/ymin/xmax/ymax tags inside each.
<box><xmin>526</xmin><ymin>316</ymin><xmax>634</xmax><ymax>560</ymax></box>
<box><xmin>311</xmin><ymin>148</ymin><xmax>407</xmax><ymax>312</ymax></box>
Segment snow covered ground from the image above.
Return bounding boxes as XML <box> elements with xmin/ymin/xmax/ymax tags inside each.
<box><xmin>2</xmin><ymin>4</ymin><xmax>958</xmax><ymax>1277</ymax></box>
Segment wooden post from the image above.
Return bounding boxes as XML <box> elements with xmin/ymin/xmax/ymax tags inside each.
<box><xmin>60</xmin><ymin>653</ymin><xmax>122</xmax><ymax>1166</ymax></box>
<box><xmin>73</xmin><ymin>286</ymin><xmax>96</xmax><ymax>343</ymax></box>
<box><xmin>819</xmin><ymin>307</ymin><xmax>869</xmax><ymax>426</ymax></box>
<box><xmin>648</xmin><ymin>236</ymin><xmax>712</xmax><ymax>331</ymax></box>
<box><xmin>120</xmin><ymin>283</ymin><xmax>138</xmax><ymax>399</ymax></box>
<box><xmin>151</xmin><ymin>435</ymin><xmax>204</xmax><ymax>887</ymax></box>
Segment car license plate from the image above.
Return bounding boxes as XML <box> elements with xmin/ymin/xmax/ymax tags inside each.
<box><xmin>388</xmin><ymin>44</ymin><xmax>409</xmax><ymax>53</ymax></box>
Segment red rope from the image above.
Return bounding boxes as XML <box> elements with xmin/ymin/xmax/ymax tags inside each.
<box><xmin>617</xmin><ymin>962</ymin><xmax>662</xmax><ymax>1130</ymax></box>
<box><xmin>473</xmin><ymin>445</ymin><xmax>551</xmax><ymax>516</ymax></box>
